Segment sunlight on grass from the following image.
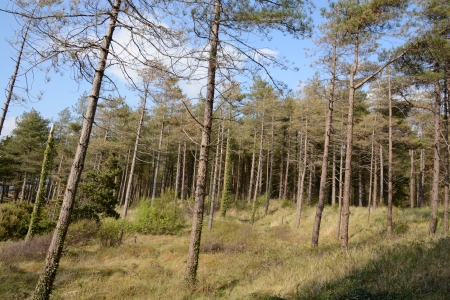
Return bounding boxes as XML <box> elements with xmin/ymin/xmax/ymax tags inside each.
<box><xmin>1</xmin><ymin>201</ymin><xmax>450</xmax><ymax>299</ymax></box>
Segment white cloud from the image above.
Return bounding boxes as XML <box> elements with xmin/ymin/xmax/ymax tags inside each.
<box><xmin>0</xmin><ymin>118</ymin><xmax>16</xmax><ymax>138</ymax></box>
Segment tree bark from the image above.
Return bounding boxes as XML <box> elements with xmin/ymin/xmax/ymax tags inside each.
<box><xmin>429</xmin><ymin>78</ymin><xmax>441</xmax><ymax>235</ymax></box>
<box><xmin>33</xmin><ymin>2</ymin><xmax>122</xmax><ymax>298</ymax></box>
<box><xmin>379</xmin><ymin>144</ymin><xmax>383</xmax><ymax>206</ymax></box>
<box><xmin>387</xmin><ymin>65</ymin><xmax>393</xmax><ymax>239</ymax></box>
<box><xmin>409</xmin><ymin>150</ymin><xmax>415</xmax><ymax>208</ymax></box>
<box><xmin>418</xmin><ymin>148</ymin><xmax>425</xmax><ymax>207</ymax></box>
<box><xmin>26</xmin><ymin>125</ymin><xmax>55</xmax><ymax>241</ymax></box>
<box><xmin>444</xmin><ymin>94</ymin><xmax>449</xmax><ymax>232</ymax></box>
<box><xmin>265</xmin><ymin>115</ymin><xmax>275</xmax><ymax>215</ymax></box>
<box><xmin>122</xmin><ymin>93</ymin><xmax>146</xmax><ymax>220</ymax></box>
<box><xmin>181</xmin><ymin>141</ymin><xmax>187</xmax><ymax>202</ymax></box>
<box><xmin>296</xmin><ymin>126</ymin><xmax>308</xmax><ymax>228</ymax></box>
<box><xmin>337</xmin><ymin>143</ymin><xmax>344</xmax><ymax>239</ymax></box>
<box><xmin>247</xmin><ymin>130</ymin><xmax>257</xmax><ymax>203</ymax></box>
<box><xmin>151</xmin><ymin>116</ymin><xmax>165</xmax><ymax>204</ymax></box>
<box><xmin>341</xmin><ymin>34</ymin><xmax>359</xmax><ymax>252</ymax></box>
<box><xmin>208</xmin><ymin>133</ymin><xmax>220</xmax><ymax>230</ymax></box>
<box><xmin>251</xmin><ymin>113</ymin><xmax>265</xmax><ymax>224</ymax></box>
<box><xmin>185</xmin><ymin>0</ymin><xmax>220</xmax><ymax>284</ymax></box>
<box><xmin>221</xmin><ymin>128</ymin><xmax>231</xmax><ymax>216</ymax></box>
<box><xmin>0</xmin><ymin>21</ymin><xmax>30</xmax><ymax>136</ymax></box>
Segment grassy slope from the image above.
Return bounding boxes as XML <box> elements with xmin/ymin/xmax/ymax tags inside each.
<box><xmin>1</xmin><ymin>201</ymin><xmax>450</xmax><ymax>300</ymax></box>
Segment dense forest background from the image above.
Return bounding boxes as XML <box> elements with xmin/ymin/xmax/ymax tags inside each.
<box><xmin>0</xmin><ymin>0</ymin><xmax>450</xmax><ymax>299</ymax></box>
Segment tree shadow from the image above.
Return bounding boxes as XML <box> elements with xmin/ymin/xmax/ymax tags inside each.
<box><xmin>294</xmin><ymin>236</ymin><xmax>450</xmax><ymax>299</ymax></box>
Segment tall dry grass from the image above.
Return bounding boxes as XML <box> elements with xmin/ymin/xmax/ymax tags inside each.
<box><xmin>1</xmin><ymin>200</ymin><xmax>449</xmax><ymax>299</ymax></box>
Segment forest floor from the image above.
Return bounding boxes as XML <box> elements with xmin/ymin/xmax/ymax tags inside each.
<box><xmin>1</xmin><ymin>200</ymin><xmax>450</xmax><ymax>299</ymax></box>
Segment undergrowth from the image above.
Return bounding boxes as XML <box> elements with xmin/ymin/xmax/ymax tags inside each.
<box><xmin>0</xmin><ymin>201</ymin><xmax>448</xmax><ymax>300</ymax></box>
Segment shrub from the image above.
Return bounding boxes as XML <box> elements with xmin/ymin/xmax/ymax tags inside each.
<box><xmin>135</xmin><ymin>191</ymin><xmax>185</xmax><ymax>235</ymax></box>
<box><xmin>0</xmin><ymin>202</ymin><xmax>32</xmax><ymax>241</ymax></box>
<box><xmin>66</xmin><ymin>219</ymin><xmax>100</xmax><ymax>246</ymax></box>
<box><xmin>0</xmin><ymin>202</ymin><xmax>56</xmax><ymax>241</ymax></box>
<box><xmin>98</xmin><ymin>218</ymin><xmax>133</xmax><ymax>247</ymax></box>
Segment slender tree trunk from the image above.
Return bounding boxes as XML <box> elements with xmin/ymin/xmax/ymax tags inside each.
<box><xmin>33</xmin><ymin>3</ymin><xmax>122</xmax><ymax>298</ymax></box>
<box><xmin>26</xmin><ymin>125</ymin><xmax>55</xmax><ymax>241</ymax></box>
<box><xmin>0</xmin><ymin>21</ymin><xmax>30</xmax><ymax>136</ymax></box>
<box><xmin>20</xmin><ymin>171</ymin><xmax>27</xmax><ymax>202</ymax></box>
<box><xmin>409</xmin><ymin>150</ymin><xmax>415</xmax><ymax>208</ymax></box>
<box><xmin>151</xmin><ymin>117</ymin><xmax>165</xmax><ymax>204</ymax></box>
<box><xmin>221</xmin><ymin>128</ymin><xmax>231</xmax><ymax>216</ymax></box>
<box><xmin>208</xmin><ymin>137</ymin><xmax>220</xmax><ymax>230</ymax></box>
<box><xmin>387</xmin><ymin>65</ymin><xmax>393</xmax><ymax>239</ymax></box>
<box><xmin>429</xmin><ymin>78</ymin><xmax>442</xmax><ymax>235</ymax></box>
<box><xmin>216</xmin><ymin>125</ymin><xmax>224</xmax><ymax>202</ymax></box>
<box><xmin>311</xmin><ymin>34</ymin><xmax>337</xmax><ymax>247</ymax></box>
<box><xmin>358</xmin><ymin>165</ymin><xmax>362</xmax><ymax>207</ymax></box>
<box><xmin>341</xmin><ymin>34</ymin><xmax>360</xmax><ymax>252</ymax></box>
<box><xmin>373</xmin><ymin>147</ymin><xmax>378</xmax><ymax>210</ymax></box>
<box><xmin>379</xmin><ymin>144</ymin><xmax>383</xmax><ymax>206</ymax></box>
<box><xmin>118</xmin><ymin>148</ymin><xmax>130</xmax><ymax>206</ymax></box>
<box><xmin>265</xmin><ymin>115</ymin><xmax>275</xmax><ymax>215</ymax></box>
<box><xmin>185</xmin><ymin>0</ymin><xmax>220</xmax><ymax>284</ymax></box>
<box><xmin>418</xmin><ymin>148</ymin><xmax>425</xmax><ymax>207</ymax></box>
<box><xmin>444</xmin><ymin>93</ymin><xmax>449</xmax><ymax>232</ymax></box>
<box><xmin>235</xmin><ymin>140</ymin><xmax>242</xmax><ymax>201</ymax></box>
<box><xmin>337</xmin><ymin>143</ymin><xmax>344</xmax><ymax>239</ymax></box>
<box><xmin>247</xmin><ymin>130</ymin><xmax>257</xmax><ymax>203</ymax></box>
<box><xmin>331</xmin><ymin>147</ymin><xmax>336</xmax><ymax>206</ymax></box>
<box><xmin>191</xmin><ymin>145</ymin><xmax>197</xmax><ymax>197</ymax></box>
<box><xmin>296</xmin><ymin>126</ymin><xmax>308</xmax><ymax>228</ymax></box>
<box><xmin>175</xmin><ymin>138</ymin><xmax>182</xmax><ymax>199</ymax></box>
<box><xmin>181</xmin><ymin>141</ymin><xmax>187</xmax><ymax>202</ymax></box>
<box><xmin>251</xmin><ymin>115</ymin><xmax>265</xmax><ymax>224</ymax></box>
<box><xmin>367</xmin><ymin>120</ymin><xmax>375</xmax><ymax>224</ymax></box>
<box><xmin>122</xmin><ymin>93</ymin><xmax>146</xmax><ymax>220</ymax></box>
<box><xmin>307</xmin><ymin>162</ymin><xmax>313</xmax><ymax>206</ymax></box>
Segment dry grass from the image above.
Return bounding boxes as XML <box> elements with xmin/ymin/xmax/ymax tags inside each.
<box><xmin>1</xmin><ymin>201</ymin><xmax>450</xmax><ymax>299</ymax></box>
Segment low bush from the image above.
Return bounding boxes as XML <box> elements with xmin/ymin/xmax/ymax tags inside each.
<box><xmin>0</xmin><ymin>202</ymin><xmax>56</xmax><ymax>241</ymax></box>
<box><xmin>135</xmin><ymin>191</ymin><xmax>185</xmax><ymax>235</ymax></box>
<box><xmin>98</xmin><ymin>217</ymin><xmax>133</xmax><ymax>247</ymax></box>
<box><xmin>66</xmin><ymin>219</ymin><xmax>100</xmax><ymax>246</ymax></box>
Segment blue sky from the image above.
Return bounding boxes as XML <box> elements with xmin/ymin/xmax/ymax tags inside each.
<box><xmin>0</xmin><ymin>1</ymin><xmax>326</xmax><ymax>138</ymax></box>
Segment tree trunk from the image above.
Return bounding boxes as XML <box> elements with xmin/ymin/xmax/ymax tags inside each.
<box><xmin>341</xmin><ymin>35</ymin><xmax>359</xmax><ymax>252</ymax></box>
<box><xmin>185</xmin><ymin>0</ymin><xmax>220</xmax><ymax>284</ymax></box>
<box><xmin>247</xmin><ymin>130</ymin><xmax>257</xmax><ymax>203</ymax></box>
<box><xmin>418</xmin><ymin>148</ymin><xmax>425</xmax><ymax>207</ymax></box>
<box><xmin>251</xmin><ymin>115</ymin><xmax>265</xmax><ymax>224</ymax></box>
<box><xmin>307</xmin><ymin>162</ymin><xmax>313</xmax><ymax>206</ymax></box>
<box><xmin>221</xmin><ymin>128</ymin><xmax>231</xmax><ymax>216</ymax></box>
<box><xmin>379</xmin><ymin>144</ymin><xmax>384</xmax><ymax>206</ymax></box>
<box><xmin>409</xmin><ymin>150</ymin><xmax>415</xmax><ymax>208</ymax></box>
<box><xmin>181</xmin><ymin>141</ymin><xmax>187</xmax><ymax>202</ymax></box>
<box><xmin>175</xmin><ymin>138</ymin><xmax>182</xmax><ymax>199</ymax></box>
<box><xmin>373</xmin><ymin>147</ymin><xmax>378</xmax><ymax>210</ymax></box>
<box><xmin>444</xmin><ymin>95</ymin><xmax>449</xmax><ymax>232</ymax></box>
<box><xmin>122</xmin><ymin>93</ymin><xmax>146</xmax><ymax>220</ymax></box>
<box><xmin>358</xmin><ymin>164</ymin><xmax>362</xmax><ymax>207</ymax></box>
<box><xmin>336</xmin><ymin>143</ymin><xmax>344</xmax><ymax>239</ymax></box>
<box><xmin>387</xmin><ymin>65</ymin><xmax>393</xmax><ymax>239</ymax></box>
<box><xmin>312</xmin><ymin>33</ymin><xmax>337</xmax><ymax>247</ymax></box>
<box><xmin>429</xmin><ymin>78</ymin><xmax>441</xmax><ymax>235</ymax></box>
<box><xmin>367</xmin><ymin>120</ymin><xmax>375</xmax><ymax>224</ymax></box>
<box><xmin>208</xmin><ymin>135</ymin><xmax>220</xmax><ymax>230</ymax></box>
<box><xmin>151</xmin><ymin>117</ymin><xmax>165</xmax><ymax>204</ymax></box>
<box><xmin>331</xmin><ymin>147</ymin><xmax>336</xmax><ymax>206</ymax></box>
<box><xmin>33</xmin><ymin>2</ymin><xmax>122</xmax><ymax>298</ymax></box>
<box><xmin>20</xmin><ymin>171</ymin><xmax>27</xmax><ymax>202</ymax></box>
<box><xmin>26</xmin><ymin>125</ymin><xmax>55</xmax><ymax>241</ymax></box>
<box><xmin>296</xmin><ymin>126</ymin><xmax>308</xmax><ymax>228</ymax></box>
<box><xmin>265</xmin><ymin>115</ymin><xmax>275</xmax><ymax>215</ymax></box>
<box><xmin>0</xmin><ymin>21</ymin><xmax>30</xmax><ymax>136</ymax></box>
